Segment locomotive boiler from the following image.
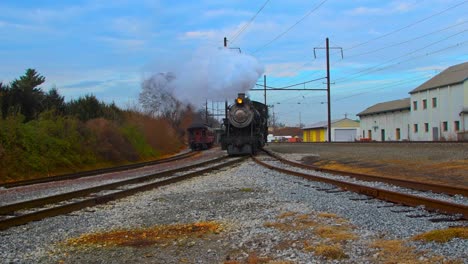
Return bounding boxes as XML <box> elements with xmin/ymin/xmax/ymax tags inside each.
<box><xmin>220</xmin><ymin>93</ymin><xmax>268</xmax><ymax>155</ymax></box>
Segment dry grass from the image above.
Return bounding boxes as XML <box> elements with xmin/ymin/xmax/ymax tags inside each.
<box><xmin>277</xmin><ymin>212</ymin><xmax>297</xmax><ymax>219</ymax></box>
<box><xmin>317</xmin><ymin>212</ymin><xmax>339</xmax><ymax>218</ymax></box>
<box><xmin>314</xmin><ymin>225</ymin><xmax>356</xmax><ymax>242</ymax></box>
<box><xmin>223</xmin><ymin>252</ymin><xmax>294</xmax><ymax>264</ymax></box>
<box><xmin>412</xmin><ymin>227</ymin><xmax>468</xmax><ymax>243</ymax></box>
<box><xmin>309</xmin><ymin>243</ymin><xmax>347</xmax><ymax>260</ymax></box>
<box><xmin>66</xmin><ymin>221</ymin><xmax>222</xmax><ymax>248</ymax></box>
<box><xmin>370</xmin><ymin>239</ymin><xmax>463</xmax><ymax>264</ymax></box>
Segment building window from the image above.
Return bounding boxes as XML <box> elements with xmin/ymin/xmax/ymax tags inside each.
<box><xmin>432</xmin><ymin>97</ymin><xmax>437</xmax><ymax>108</ymax></box>
<box><xmin>422</xmin><ymin>99</ymin><xmax>427</xmax><ymax>109</ymax></box>
<box><xmin>414</xmin><ymin>124</ymin><xmax>418</xmax><ymax>133</ymax></box>
<box><xmin>368</xmin><ymin>130</ymin><xmax>372</xmax><ymax>140</ymax></box>
<box><xmin>443</xmin><ymin>121</ymin><xmax>448</xmax><ymax>131</ymax></box>
<box><xmin>424</xmin><ymin>123</ymin><xmax>429</xmax><ymax>132</ymax></box>
<box><xmin>454</xmin><ymin>121</ymin><xmax>460</xmax><ymax>131</ymax></box>
<box><xmin>413</xmin><ymin>101</ymin><xmax>417</xmax><ymax>110</ymax></box>
<box><xmin>396</xmin><ymin>128</ymin><xmax>401</xmax><ymax>140</ymax></box>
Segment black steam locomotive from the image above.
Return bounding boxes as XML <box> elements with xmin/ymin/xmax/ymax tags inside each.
<box><xmin>220</xmin><ymin>93</ymin><xmax>268</xmax><ymax>155</ymax></box>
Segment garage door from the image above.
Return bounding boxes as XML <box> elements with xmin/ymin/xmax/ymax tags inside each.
<box><xmin>334</xmin><ymin>129</ymin><xmax>357</xmax><ymax>142</ymax></box>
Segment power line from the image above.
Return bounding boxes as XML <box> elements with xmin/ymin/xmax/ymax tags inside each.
<box><xmin>334</xmin><ymin>29</ymin><xmax>468</xmax><ymax>83</ymax></box>
<box><xmin>279</xmin><ymin>21</ymin><xmax>466</xmax><ymax>88</ymax></box>
<box><xmin>230</xmin><ymin>0</ymin><xmax>271</xmax><ymax>44</ymax></box>
<box><xmin>345</xmin><ymin>20</ymin><xmax>468</xmax><ymax>59</ymax></box>
<box><xmin>251</xmin><ymin>0</ymin><xmax>328</xmax><ymax>54</ymax></box>
<box><xmin>345</xmin><ymin>0</ymin><xmax>468</xmax><ymax>51</ymax></box>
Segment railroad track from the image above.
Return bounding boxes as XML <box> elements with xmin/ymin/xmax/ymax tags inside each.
<box><xmin>253</xmin><ymin>153</ymin><xmax>468</xmax><ymax>220</ymax></box>
<box><xmin>0</xmin><ymin>151</ymin><xmax>198</xmax><ymax>189</ymax></box>
<box><xmin>0</xmin><ymin>155</ymin><xmax>246</xmax><ymax>231</ymax></box>
<box><xmin>263</xmin><ymin>149</ymin><xmax>468</xmax><ymax>197</ymax></box>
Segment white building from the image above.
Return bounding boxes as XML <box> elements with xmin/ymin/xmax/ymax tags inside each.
<box><xmin>409</xmin><ymin>62</ymin><xmax>467</xmax><ymax>141</ymax></box>
<box><xmin>357</xmin><ymin>61</ymin><xmax>468</xmax><ymax>141</ymax></box>
<box><xmin>357</xmin><ymin>98</ymin><xmax>410</xmax><ymax>141</ymax></box>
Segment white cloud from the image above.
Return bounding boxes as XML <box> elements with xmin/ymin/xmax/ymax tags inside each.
<box><xmin>182</xmin><ymin>30</ymin><xmax>218</xmax><ymax>40</ymax></box>
<box><xmin>203</xmin><ymin>9</ymin><xmax>252</xmax><ymax>18</ymax></box>
<box><xmin>99</xmin><ymin>36</ymin><xmax>146</xmax><ymax>51</ymax></box>
<box><xmin>347</xmin><ymin>1</ymin><xmax>416</xmax><ymax>16</ymax></box>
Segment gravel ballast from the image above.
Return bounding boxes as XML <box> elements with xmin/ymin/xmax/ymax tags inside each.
<box><xmin>1</xmin><ymin>159</ymin><xmax>466</xmax><ymax>263</ymax></box>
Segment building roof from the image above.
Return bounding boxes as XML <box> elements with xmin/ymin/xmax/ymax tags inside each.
<box><xmin>302</xmin><ymin>118</ymin><xmax>357</xmax><ymax>129</ymax></box>
<box><xmin>357</xmin><ymin>98</ymin><xmax>410</xmax><ymax>117</ymax></box>
<box><xmin>410</xmin><ymin>61</ymin><xmax>468</xmax><ymax>94</ymax></box>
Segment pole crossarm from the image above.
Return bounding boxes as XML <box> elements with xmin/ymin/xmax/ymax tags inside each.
<box><xmin>254</xmin><ymin>76</ymin><xmax>327</xmax><ymax>90</ymax></box>
<box><xmin>251</xmin><ymin>87</ymin><xmax>327</xmax><ymax>91</ymax></box>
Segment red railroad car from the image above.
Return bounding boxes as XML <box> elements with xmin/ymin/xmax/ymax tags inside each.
<box><xmin>187</xmin><ymin>124</ymin><xmax>215</xmax><ymax>150</ymax></box>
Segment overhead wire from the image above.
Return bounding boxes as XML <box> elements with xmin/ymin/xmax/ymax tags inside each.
<box><xmin>334</xmin><ymin>29</ymin><xmax>468</xmax><ymax>83</ymax></box>
<box><xmin>344</xmin><ymin>0</ymin><xmax>468</xmax><ymax>51</ymax></box>
<box><xmin>251</xmin><ymin>0</ymin><xmax>328</xmax><ymax>54</ymax></box>
<box><xmin>230</xmin><ymin>0</ymin><xmax>271</xmax><ymax>44</ymax></box>
<box><xmin>345</xmin><ymin>20</ymin><xmax>468</xmax><ymax>59</ymax></box>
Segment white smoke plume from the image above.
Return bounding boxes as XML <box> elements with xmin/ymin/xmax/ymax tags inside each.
<box><xmin>141</xmin><ymin>47</ymin><xmax>264</xmax><ymax>110</ymax></box>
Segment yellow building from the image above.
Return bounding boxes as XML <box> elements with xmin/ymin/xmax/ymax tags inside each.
<box><xmin>302</xmin><ymin>118</ymin><xmax>360</xmax><ymax>142</ymax></box>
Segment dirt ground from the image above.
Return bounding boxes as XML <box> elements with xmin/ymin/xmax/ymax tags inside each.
<box><xmin>266</xmin><ymin>142</ymin><xmax>468</xmax><ymax>187</ymax></box>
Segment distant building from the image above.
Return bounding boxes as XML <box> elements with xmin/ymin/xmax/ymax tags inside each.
<box><xmin>357</xmin><ymin>98</ymin><xmax>410</xmax><ymax>141</ymax></box>
<box><xmin>302</xmin><ymin>118</ymin><xmax>360</xmax><ymax>142</ymax></box>
<box><xmin>357</xmin><ymin>61</ymin><xmax>468</xmax><ymax>141</ymax></box>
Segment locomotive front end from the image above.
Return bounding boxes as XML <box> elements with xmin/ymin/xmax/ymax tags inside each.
<box><xmin>228</xmin><ymin>93</ymin><xmax>255</xmax><ymax>128</ymax></box>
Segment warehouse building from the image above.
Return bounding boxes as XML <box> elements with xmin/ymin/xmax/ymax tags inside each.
<box><xmin>357</xmin><ymin>98</ymin><xmax>410</xmax><ymax>141</ymax></box>
<box><xmin>357</xmin><ymin>61</ymin><xmax>468</xmax><ymax>141</ymax></box>
<box><xmin>302</xmin><ymin>118</ymin><xmax>360</xmax><ymax>142</ymax></box>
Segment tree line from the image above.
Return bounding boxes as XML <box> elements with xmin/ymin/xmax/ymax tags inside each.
<box><xmin>0</xmin><ymin>68</ymin><xmax>123</xmax><ymax>122</ymax></box>
<box><xmin>0</xmin><ymin>69</ymin><xmax>194</xmax><ymax>183</ymax></box>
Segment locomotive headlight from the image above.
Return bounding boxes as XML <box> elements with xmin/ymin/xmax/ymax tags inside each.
<box><xmin>236</xmin><ymin>97</ymin><xmax>243</xmax><ymax>105</ymax></box>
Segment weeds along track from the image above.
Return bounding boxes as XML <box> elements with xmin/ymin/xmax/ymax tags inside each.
<box><xmin>253</xmin><ymin>152</ymin><xmax>468</xmax><ymax>220</ymax></box>
<box><xmin>0</xmin><ymin>156</ymin><xmax>246</xmax><ymax>231</ymax></box>
<box><xmin>0</xmin><ymin>151</ymin><xmax>198</xmax><ymax>189</ymax></box>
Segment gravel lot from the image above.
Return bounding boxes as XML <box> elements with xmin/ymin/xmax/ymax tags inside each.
<box><xmin>1</xmin><ymin>158</ymin><xmax>466</xmax><ymax>263</ymax></box>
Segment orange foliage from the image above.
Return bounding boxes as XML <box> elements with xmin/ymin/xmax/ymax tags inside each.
<box><xmin>67</xmin><ymin>221</ymin><xmax>222</xmax><ymax>248</ymax></box>
<box><xmin>123</xmin><ymin>111</ymin><xmax>182</xmax><ymax>154</ymax></box>
<box><xmin>85</xmin><ymin>118</ymin><xmax>139</xmax><ymax>162</ymax></box>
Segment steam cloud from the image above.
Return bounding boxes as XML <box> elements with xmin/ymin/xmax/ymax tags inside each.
<box><xmin>143</xmin><ymin>47</ymin><xmax>264</xmax><ymax>108</ymax></box>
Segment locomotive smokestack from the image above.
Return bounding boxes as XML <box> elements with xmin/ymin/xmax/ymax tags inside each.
<box><xmin>238</xmin><ymin>93</ymin><xmax>245</xmax><ymax>99</ymax></box>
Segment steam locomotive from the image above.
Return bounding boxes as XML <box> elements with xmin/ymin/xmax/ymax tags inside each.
<box><xmin>220</xmin><ymin>93</ymin><xmax>268</xmax><ymax>155</ymax></box>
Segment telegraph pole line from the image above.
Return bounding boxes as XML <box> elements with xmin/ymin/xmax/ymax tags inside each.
<box><xmin>314</xmin><ymin>38</ymin><xmax>343</xmax><ymax>142</ymax></box>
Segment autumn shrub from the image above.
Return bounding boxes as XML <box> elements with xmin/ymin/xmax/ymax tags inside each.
<box><xmin>123</xmin><ymin>111</ymin><xmax>182</xmax><ymax>155</ymax></box>
<box><xmin>85</xmin><ymin>118</ymin><xmax>139</xmax><ymax>162</ymax></box>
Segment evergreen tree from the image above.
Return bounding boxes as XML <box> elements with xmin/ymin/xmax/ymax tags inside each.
<box><xmin>44</xmin><ymin>87</ymin><xmax>66</xmax><ymax>114</ymax></box>
<box><xmin>9</xmin><ymin>69</ymin><xmax>46</xmax><ymax>121</ymax></box>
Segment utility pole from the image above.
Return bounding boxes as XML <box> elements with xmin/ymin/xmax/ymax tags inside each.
<box><xmin>326</xmin><ymin>38</ymin><xmax>331</xmax><ymax>142</ymax></box>
<box><xmin>264</xmin><ymin>75</ymin><xmax>267</xmax><ymax>106</ymax></box>
<box><xmin>224</xmin><ymin>37</ymin><xmax>227</xmax><ymax>47</ymax></box>
<box><xmin>205</xmin><ymin>99</ymin><xmax>208</xmax><ymax>124</ymax></box>
<box><xmin>314</xmin><ymin>38</ymin><xmax>343</xmax><ymax>142</ymax></box>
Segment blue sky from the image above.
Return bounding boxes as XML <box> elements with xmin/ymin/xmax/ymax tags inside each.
<box><xmin>1</xmin><ymin>0</ymin><xmax>467</xmax><ymax>126</ymax></box>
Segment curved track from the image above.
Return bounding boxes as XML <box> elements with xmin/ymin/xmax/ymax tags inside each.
<box><xmin>0</xmin><ymin>155</ymin><xmax>246</xmax><ymax>231</ymax></box>
<box><xmin>263</xmin><ymin>149</ymin><xmax>468</xmax><ymax>197</ymax></box>
<box><xmin>0</xmin><ymin>151</ymin><xmax>197</xmax><ymax>189</ymax></box>
<box><xmin>254</xmin><ymin>152</ymin><xmax>468</xmax><ymax>219</ymax></box>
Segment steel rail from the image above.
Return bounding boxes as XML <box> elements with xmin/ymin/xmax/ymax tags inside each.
<box><xmin>252</xmin><ymin>156</ymin><xmax>468</xmax><ymax>219</ymax></box>
<box><xmin>0</xmin><ymin>151</ymin><xmax>198</xmax><ymax>189</ymax></box>
<box><xmin>0</xmin><ymin>156</ymin><xmax>227</xmax><ymax>215</ymax></box>
<box><xmin>0</xmin><ymin>156</ymin><xmax>246</xmax><ymax>231</ymax></box>
<box><xmin>263</xmin><ymin>149</ymin><xmax>468</xmax><ymax>197</ymax></box>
